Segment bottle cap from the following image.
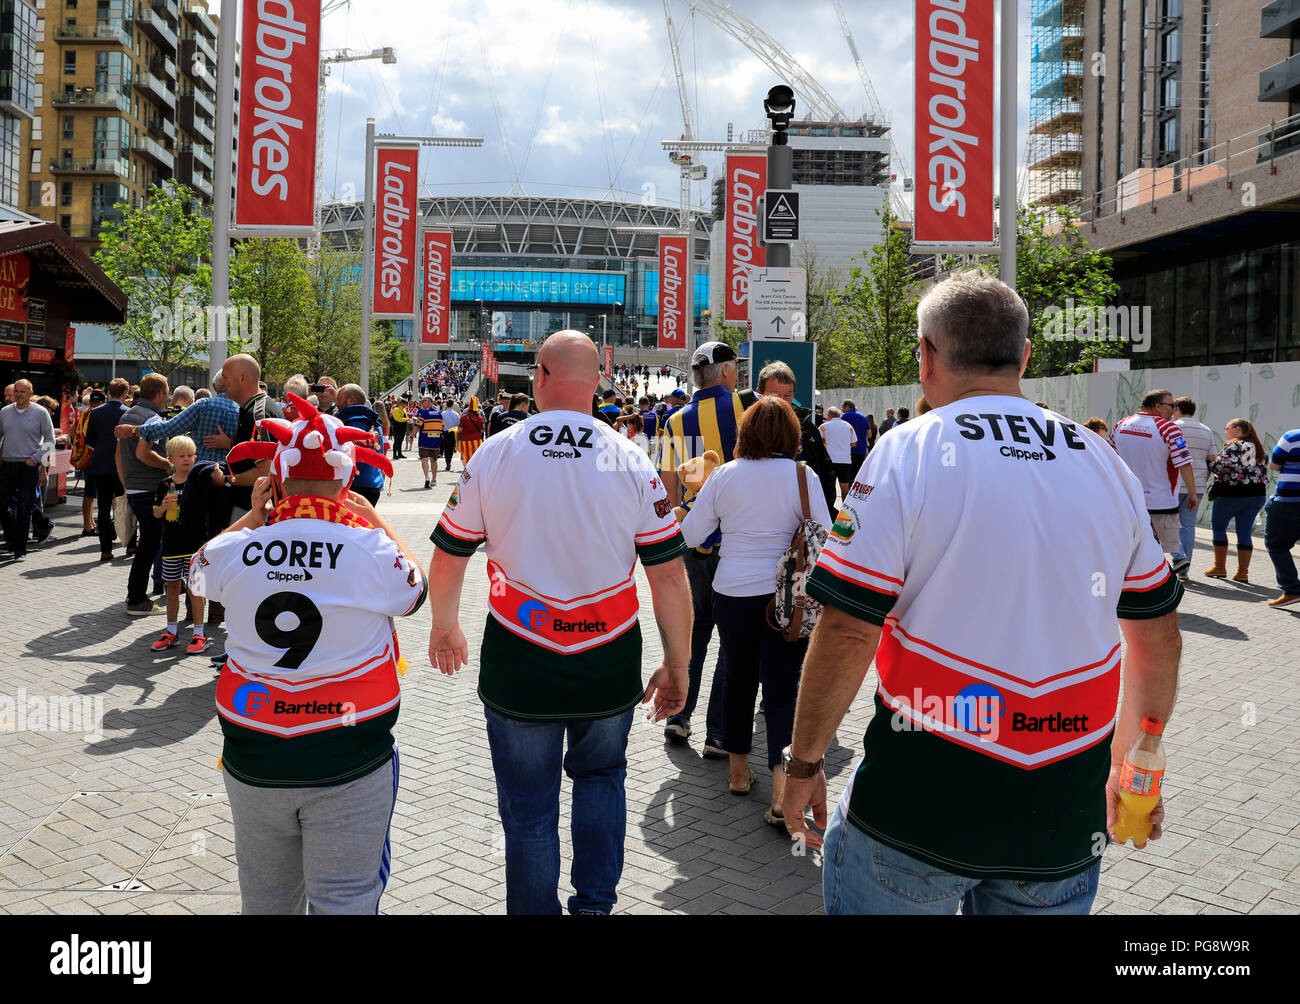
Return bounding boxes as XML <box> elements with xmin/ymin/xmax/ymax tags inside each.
<box><xmin>1140</xmin><ymin>716</ymin><xmax>1164</xmax><ymax>735</ymax></box>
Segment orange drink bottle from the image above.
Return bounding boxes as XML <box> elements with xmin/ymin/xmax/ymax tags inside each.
<box><xmin>1113</xmin><ymin>716</ymin><xmax>1165</xmax><ymax>849</ymax></box>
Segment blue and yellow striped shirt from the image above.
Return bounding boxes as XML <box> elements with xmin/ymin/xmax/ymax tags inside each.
<box><xmin>660</xmin><ymin>385</ymin><xmax>746</xmax><ymax>549</ymax></box>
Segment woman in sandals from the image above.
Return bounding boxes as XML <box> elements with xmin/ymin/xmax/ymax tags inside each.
<box><xmin>679</xmin><ymin>396</ymin><xmax>831</xmax><ymax>825</ymax></box>
<box><xmin>1204</xmin><ymin>418</ymin><xmax>1268</xmax><ymax>581</ymax></box>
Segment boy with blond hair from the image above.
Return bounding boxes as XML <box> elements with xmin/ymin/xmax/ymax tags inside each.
<box><xmin>149</xmin><ymin>436</ymin><xmax>210</xmax><ymax>653</ymax></box>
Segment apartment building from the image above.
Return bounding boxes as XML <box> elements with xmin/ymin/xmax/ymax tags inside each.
<box><xmin>1074</xmin><ymin>0</ymin><xmax>1300</xmax><ymax>367</ymax></box>
<box><xmin>0</xmin><ymin>0</ymin><xmax>38</xmax><ymax>216</ymax></box>
<box><xmin>20</xmin><ymin>0</ymin><xmax>218</xmax><ymax>248</ymax></box>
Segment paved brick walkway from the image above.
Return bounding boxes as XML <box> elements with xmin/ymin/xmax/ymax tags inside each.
<box><xmin>1</xmin><ymin>455</ymin><xmax>1297</xmax><ymax>914</ymax></box>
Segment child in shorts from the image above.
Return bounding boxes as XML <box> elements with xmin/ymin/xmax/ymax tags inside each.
<box><xmin>149</xmin><ymin>436</ymin><xmax>209</xmax><ymax>654</ymax></box>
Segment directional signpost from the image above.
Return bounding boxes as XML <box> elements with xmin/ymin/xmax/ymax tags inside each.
<box><xmin>748</xmin><ymin>266</ymin><xmax>806</xmax><ymax>341</ymax></box>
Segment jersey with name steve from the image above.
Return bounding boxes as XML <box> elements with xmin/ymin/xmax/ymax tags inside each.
<box><xmin>1109</xmin><ymin>412</ymin><xmax>1191</xmax><ymax>512</ymax></box>
<box><xmin>431</xmin><ymin>410</ymin><xmax>686</xmax><ymax>721</ymax></box>
<box><xmin>188</xmin><ymin>512</ymin><xmax>427</xmax><ymax>788</ymax></box>
<box><xmin>806</xmin><ymin>396</ymin><xmax>1182</xmax><ymax>882</ymax></box>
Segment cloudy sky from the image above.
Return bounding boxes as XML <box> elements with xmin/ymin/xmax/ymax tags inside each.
<box><xmin>212</xmin><ymin>0</ymin><xmax>1033</xmax><ymax>215</ymax></box>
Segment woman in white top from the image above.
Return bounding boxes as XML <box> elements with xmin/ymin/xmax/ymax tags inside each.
<box><xmin>680</xmin><ymin>396</ymin><xmax>832</xmax><ymax>826</ymax></box>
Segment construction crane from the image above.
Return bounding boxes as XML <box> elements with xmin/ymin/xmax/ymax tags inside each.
<box><xmin>664</xmin><ymin>0</ymin><xmax>696</xmax><ymax>148</ymax></box>
<box><xmin>678</xmin><ymin>1</ymin><xmax>845</xmax><ymax>121</ymax></box>
<box><xmin>830</xmin><ymin>0</ymin><xmax>912</xmax><ymax>220</ymax></box>
<box><xmin>313</xmin><ymin>46</ymin><xmax>397</xmax><ymax>253</ymax></box>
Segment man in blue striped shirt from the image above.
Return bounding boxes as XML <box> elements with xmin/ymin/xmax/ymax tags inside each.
<box><xmin>1265</xmin><ymin>428</ymin><xmax>1300</xmax><ymax>606</ymax></box>
<box><xmin>659</xmin><ymin>341</ymin><xmax>753</xmax><ymax>756</ymax></box>
<box><xmin>115</xmin><ymin>376</ymin><xmax>240</xmax><ymax>465</ymax></box>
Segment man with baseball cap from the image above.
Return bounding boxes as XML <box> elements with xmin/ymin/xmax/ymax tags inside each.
<box><xmin>658</xmin><ymin>341</ymin><xmax>756</xmax><ymax>755</ymax></box>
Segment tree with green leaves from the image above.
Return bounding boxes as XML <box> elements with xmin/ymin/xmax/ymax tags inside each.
<box><xmin>93</xmin><ymin>182</ymin><xmax>212</xmax><ymax>380</ymax></box>
<box><xmin>299</xmin><ymin>247</ymin><xmax>364</xmax><ymax>383</ymax></box>
<box><xmin>941</xmin><ymin>204</ymin><xmax>1121</xmax><ymax>377</ymax></box>
<box><xmin>230</xmin><ymin>237</ymin><xmax>314</xmax><ymax>384</ymax></box>
<box><xmin>1014</xmin><ymin>206</ymin><xmax>1121</xmax><ymax>377</ymax></box>
<box><xmin>831</xmin><ymin>208</ymin><xmax>920</xmax><ymax>388</ymax></box>
<box><xmin>369</xmin><ymin>321</ymin><xmax>412</xmax><ymax>397</ymax></box>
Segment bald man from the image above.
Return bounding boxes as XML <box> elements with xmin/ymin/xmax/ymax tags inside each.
<box><xmin>426</xmin><ymin>331</ymin><xmax>692</xmax><ymax>915</ymax></box>
<box><xmin>1</xmin><ymin>379</ymin><xmax>55</xmax><ymax>560</ymax></box>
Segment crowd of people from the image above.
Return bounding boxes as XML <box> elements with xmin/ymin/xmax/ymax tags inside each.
<box><xmin>7</xmin><ymin>268</ymin><xmax>1300</xmax><ymax>917</ymax></box>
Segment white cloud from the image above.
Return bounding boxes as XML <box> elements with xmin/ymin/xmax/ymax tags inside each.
<box><xmin>297</xmin><ymin>0</ymin><xmax>1034</xmax><ymax>209</ymax></box>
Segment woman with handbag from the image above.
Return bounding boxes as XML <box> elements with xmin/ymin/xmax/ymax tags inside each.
<box><xmin>1204</xmin><ymin>418</ymin><xmax>1269</xmax><ymax>581</ymax></box>
<box><xmin>679</xmin><ymin>396</ymin><xmax>831</xmax><ymax>826</ymax></box>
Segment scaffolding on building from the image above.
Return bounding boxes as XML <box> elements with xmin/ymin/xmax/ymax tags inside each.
<box><xmin>1028</xmin><ymin>0</ymin><xmax>1085</xmax><ymax>208</ymax></box>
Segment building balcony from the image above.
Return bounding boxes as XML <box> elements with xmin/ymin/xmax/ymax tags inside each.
<box><xmin>51</xmin><ymin>87</ymin><xmax>132</xmax><ymax>113</ymax></box>
<box><xmin>136</xmin><ymin>9</ymin><xmax>178</xmax><ymax>50</ymax></box>
<box><xmin>1262</xmin><ymin>0</ymin><xmax>1300</xmax><ymax>38</ymax></box>
<box><xmin>133</xmin><ymin>135</ymin><xmax>175</xmax><ymax>170</ymax></box>
<box><xmin>147</xmin><ymin>115</ymin><xmax>177</xmax><ymax>143</ymax></box>
<box><xmin>1260</xmin><ymin>52</ymin><xmax>1300</xmax><ymax>102</ymax></box>
<box><xmin>176</xmin><ymin>155</ymin><xmax>213</xmax><ymax>199</ymax></box>
<box><xmin>179</xmin><ymin>99</ymin><xmax>215</xmax><ymax>144</ymax></box>
<box><xmin>180</xmin><ymin>35</ymin><xmax>217</xmax><ymax>77</ymax></box>
<box><xmin>180</xmin><ymin>142</ymin><xmax>213</xmax><ymax>170</ymax></box>
<box><xmin>150</xmin><ymin>55</ymin><xmax>178</xmax><ymax>81</ymax></box>
<box><xmin>55</xmin><ymin>19</ymin><xmax>133</xmax><ymax>47</ymax></box>
<box><xmin>183</xmin><ymin>4</ymin><xmax>219</xmax><ymax>40</ymax></box>
<box><xmin>134</xmin><ymin>73</ymin><xmax>177</xmax><ymax>116</ymax></box>
<box><xmin>51</xmin><ymin>155</ymin><xmax>131</xmax><ymax>178</ymax></box>
<box><xmin>181</xmin><ymin>85</ymin><xmax>214</xmax><ymax>118</ymax></box>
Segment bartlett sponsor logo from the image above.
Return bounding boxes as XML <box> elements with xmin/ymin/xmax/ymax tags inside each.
<box><xmin>232</xmin><ymin>681</ymin><xmax>272</xmax><ymax>716</ymax></box>
<box><xmin>517</xmin><ymin>600</ymin><xmax>550</xmax><ymax>631</ymax></box>
<box><xmin>515</xmin><ymin>599</ymin><xmax>607</xmax><ymax>634</ymax></box>
<box><xmin>890</xmin><ymin>684</ymin><xmax>1006</xmax><ymax>742</ymax></box>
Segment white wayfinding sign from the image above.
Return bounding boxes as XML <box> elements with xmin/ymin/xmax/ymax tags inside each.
<box><xmin>748</xmin><ymin>267</ymin><xmax>806</xmax><ymax>341</ymax></box>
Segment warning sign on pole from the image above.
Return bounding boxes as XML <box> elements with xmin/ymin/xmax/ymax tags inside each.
<box><xmin>762</xmin><ymin>189</ymin><xmax>800</xmax><ymax>243</ymax></box>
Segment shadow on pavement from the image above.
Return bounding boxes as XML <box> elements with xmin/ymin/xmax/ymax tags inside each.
<box><xmin>84</xmin><ymin>676</ymin><xmax>220</xmax><ymax>755</ymax></box>
<box><xmin>1176</xmin><ymin>612</ymin><xmax>1249</xmax><ymax>639</ymax></box>
<box><xmin>636</xmin><ymin>708</ymin><xmax>854</xmax><ymax>915</ymax></box>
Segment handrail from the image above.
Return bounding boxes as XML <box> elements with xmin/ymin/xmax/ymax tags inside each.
<box><xmin>1054</xmin><ymin>108</ymin><xmax>1300</xmax><ymax>222</ymax></box>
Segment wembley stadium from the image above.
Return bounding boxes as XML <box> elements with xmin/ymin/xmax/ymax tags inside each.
<box><xmin>320</xmin><ymin>195</ymin><xmax>714</xmax><ymax>369</ymax></box>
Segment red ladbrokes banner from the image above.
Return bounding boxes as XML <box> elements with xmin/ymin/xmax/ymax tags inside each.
<box><xmin>372</xmin><ymin>144</ymin><xmax>420</xmax><ymax>319</ymax></box>
<box><xmin>421</xmin><ymin>231</ymin><xmax>452</xmax><ymax>344</ymax></box>
<box><xmin>657</xmin><ymin>235</ymin><xmax>688</xmax><ymax>350</ymax></box>
<box><xmin>724</xmin><ymin>153</ymin><xmax>766</xmax><ymax>325</ymax></box>
<box><xmin>913</xmin><ymin>0</ymin><xmax>995</xmax><ymax>245</ymax></box>
<box><xmin>234</xmin><ymin>0</ymin><xmax>322</xmax><ymax>233</ymax></box>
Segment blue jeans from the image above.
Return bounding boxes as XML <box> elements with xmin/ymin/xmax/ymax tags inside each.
<box><xmin>1210</xmin><ymin>495</ymin><xmax>1265</xmax><ymax>549</ymax></box>
<box><xmin>822</xmin><ymin>801</ymin><xmax>1100</xmax><ymax>915</ymax></box>
<box><xmin>1264</xmin><ymin>497</ymin><xmax>1300</xmax><ymax>596</ymax></box>
<box><xmin>484</xmin><ymin>705</ymin><xmax>635</xmax><ymax>915</ymax></box>
<box><xmin>1173</xmin><ymin>493</ymin><xmax>1202</xmax><ymax>562</ymax></box>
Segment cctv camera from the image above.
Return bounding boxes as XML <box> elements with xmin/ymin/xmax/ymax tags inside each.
<box><xmin>765</xmin><ymin>85</ymin><xmax>795</xmax><ymax>114</ymax></box>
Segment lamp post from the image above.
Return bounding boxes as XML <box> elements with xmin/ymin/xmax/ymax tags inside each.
<box><xmin>763</xmin><ymin>85</ymin><xmax>796</xmax><ymax>271</ymax></box>
<box><xmin>357</xmin><ymin>128</ymin><xmax>483</xmax><ymax>391</ymax></box>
